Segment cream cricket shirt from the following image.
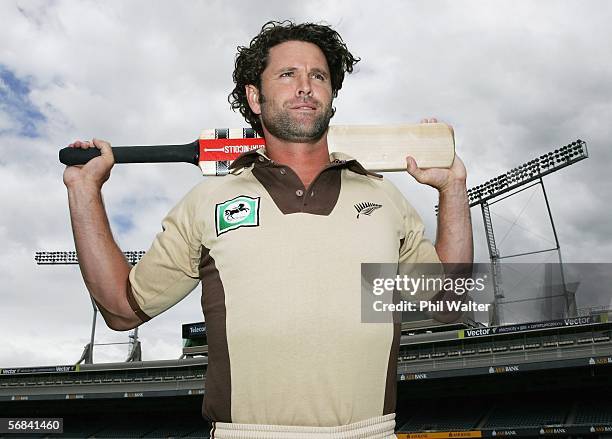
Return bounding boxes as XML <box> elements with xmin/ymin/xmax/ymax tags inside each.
<box><xmin>127</xmin><ymin>148</ymin><xmax>440</xmax><ymax>426</ymax></box>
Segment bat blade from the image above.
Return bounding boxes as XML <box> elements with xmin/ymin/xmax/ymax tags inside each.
<box><xmin>328</xmin><ymin>123</ymin><xmax>455</xmax><ymax>172</ymax></box>
<box><xmin>196</xmin><ymin>123</ymin><xmax>455</xmax><ymax>176</ymax></box>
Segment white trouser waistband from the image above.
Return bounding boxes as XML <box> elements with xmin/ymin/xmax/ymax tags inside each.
<box><xmin>210</xmin><ymin>413</ymin><xmax>396</xmax><ymax>439</ymax></box>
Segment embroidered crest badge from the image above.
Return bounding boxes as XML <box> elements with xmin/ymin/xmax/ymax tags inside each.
<box><xmin>216</xmin><ymin>196</ymin><xmax>260</xmax><ymax>235</ymax></box>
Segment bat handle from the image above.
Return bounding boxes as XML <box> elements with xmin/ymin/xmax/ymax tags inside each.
<box><xmin>59</xmin><ymin>142</ymin><xmax>199</xmax><ymax>166</ymax></box>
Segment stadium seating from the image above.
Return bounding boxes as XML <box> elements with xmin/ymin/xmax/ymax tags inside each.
<box><xmin>1</xmin><ymin>396</ymin><xmax>611</xmax><ymax>437</ymax></box>
<box><xmin>74</xmin><ymin>417</ymin><xmax>152</xmax><ymax>438</ymax></box>
<box><xmin>574</xmin><ymin>400</ymin><xmax>612</xmax><ymax>424</ymax></box>
<box><xmin>398</xmin><ymin>401</ymin><xmax>486</xmax><ymax>432</ymax></box>
<box><xmin>182</xmin><ymin>428</ymin><xmax>211</xmax><ymax>438</ymax></box>
<box><xmin>141</xmin><ymin>417</ymin><xmax>208</xmax><ymax>438</ymax></box>
<box><xmin>2</xmin><ymin>317</ymin><xmax>612</xmax><ymax>438</ymax></box>
<box><xmin>483</xmin><ymin>400</ymin><xmax>569</xmax><ymax>428</ymax></box>
<box><xmin>398</xmin><ymin>327</ymin><xmax>612</xmax><ymax>364</ymax></box>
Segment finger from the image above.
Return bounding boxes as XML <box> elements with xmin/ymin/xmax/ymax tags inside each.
<box><xmin>71</xmin><ymin>140</ymin><xmax>90</xmax><ymax>149</ymax></box>
<box><xmin>92</xmin><ymin>138</ymin><xmax>114</xmax><ymax>159</ymax></box>
<box><xmin>92</xmin><ymin>138</ymin><xmax>111</xmax><ymax>152</ymax></box>
<box><xmin>406</xmin><ymin>156</ymin><xmax>426</xmax><ymax>180</ymax></box>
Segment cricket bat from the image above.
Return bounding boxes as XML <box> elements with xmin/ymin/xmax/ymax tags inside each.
<box><xmin>59</xmin><ymin>123</ymin><xmax>455</xmax><ymax>175</ymax></box>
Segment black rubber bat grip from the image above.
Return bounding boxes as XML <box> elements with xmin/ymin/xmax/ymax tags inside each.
<box><xmin>59</xmin><ymin>141</ymin><xmax>199</xmax><ymax>166</ymax></box>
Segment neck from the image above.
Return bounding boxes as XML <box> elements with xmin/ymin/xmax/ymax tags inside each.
<box><xmin>263</xmin><ymin>132</ymin><xmax>331</xmax><ymax>188</ymax></box>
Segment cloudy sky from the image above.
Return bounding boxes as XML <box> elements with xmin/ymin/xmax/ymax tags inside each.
<box><xmin>1</xmin><ymin>0</ymin><xmax>611</xmax><ymax>367</ymax></box>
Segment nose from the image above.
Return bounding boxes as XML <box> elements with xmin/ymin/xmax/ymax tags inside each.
<box><xmin>296</xmin><ymin>73</ymin><xmax>312</xmax><ymax>98</ymax></box>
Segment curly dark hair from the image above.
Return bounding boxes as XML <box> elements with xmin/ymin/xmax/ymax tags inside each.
<box><xmin>229</xmin><ymin>20</ymin><xmax>360</xmax><ymax>136</ymax></box>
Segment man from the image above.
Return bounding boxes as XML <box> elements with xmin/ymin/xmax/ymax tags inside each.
<box><xmin>64</xmin><ymin>21</ymin><xmax>472</xmax><ymax>439</ymax></box>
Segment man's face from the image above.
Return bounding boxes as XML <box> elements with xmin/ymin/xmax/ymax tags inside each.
<box><xmin>248</xmin><ymin>40</ymin><xmax>334</xmax><ymax>143</ymax></box>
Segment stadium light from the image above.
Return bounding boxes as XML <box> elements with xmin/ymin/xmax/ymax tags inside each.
<box><xmin>35</xmin><ymin>249</ymin><xmax>145</xmax><ymax>363</ymax></box>
<box><xmin>438</xmin><ymin>139</ymin><xmax>589</xmax><ymax>326</ymax></box>
<box><xmin>466</xmin><ymin>140</ymin><xmax>587</xmax><ymax>207</ymax></box>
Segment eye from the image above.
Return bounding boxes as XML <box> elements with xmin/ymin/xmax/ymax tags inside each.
<box><xmin>312</xmin><ymin>72</ymin><xmax>326</xmax><ymax>81</ymax></box>
<box><xmin>280</xmin><ymin>71</ymin><xmax>294</xmax><ymax>77</ymax></box>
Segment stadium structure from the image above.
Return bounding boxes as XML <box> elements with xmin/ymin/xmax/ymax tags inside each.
<box><xmin>4</xmin><ymin>140</ymin><xmax>611</xmax><ymax>438</ymax></box>
<box><xmin>3</xmin><ymin>315</ymin><xmax>612</xmax><ymax>438</ymax></box>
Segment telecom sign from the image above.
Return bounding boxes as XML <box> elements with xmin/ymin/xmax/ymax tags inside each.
<box><xmin>182</xmin><ymin>322</ymin><xmax>206</xmax><ymax>339</ymax></box>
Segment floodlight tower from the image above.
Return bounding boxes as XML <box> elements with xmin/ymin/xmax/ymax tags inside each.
<box><xmin>35</xmin><ymin>250</ymin><xmax>145</xmax><ymax>363</ymax></box>
<box><xmin>463</xmin><ymin>140</ymin><xmax>588</xmax><ymax>325</ymax></box>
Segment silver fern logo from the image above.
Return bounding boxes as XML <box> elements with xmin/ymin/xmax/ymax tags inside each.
<box><xmin>354</xmin><ymin>202</ymin><xmax>382</xmax><ymax>218</ymax></box>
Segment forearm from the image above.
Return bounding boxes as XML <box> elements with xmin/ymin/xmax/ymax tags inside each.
<box><xmin>432</xmin><ymin>180</ymin><xmax>473</xmax><ymax>322</ymax></box>
<box><xmin>67</xmin><ymin>184</ymin><xmax>137</xmax><ymax>330</ymax></box>
<box><xmin>435</xmin><ymin>180</ymin><xmax>473</xmax><ymax>264</ymax></box>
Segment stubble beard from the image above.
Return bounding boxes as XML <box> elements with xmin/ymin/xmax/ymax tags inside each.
<box><xmin>259</xmin><ymin>92</ymin><xmax>334</xmax><ymax>143</ymax></box>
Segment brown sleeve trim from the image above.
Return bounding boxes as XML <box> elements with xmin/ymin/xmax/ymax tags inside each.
<box><xmin>126</xmin><ymin>279</ymin><xmax>152</xmax><ymax>322</ymax></box>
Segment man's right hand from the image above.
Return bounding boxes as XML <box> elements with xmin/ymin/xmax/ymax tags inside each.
<box><xmin>63</xmin><ymin>138</ymin><xmax>115</xmax><ymax>190</ymax></box>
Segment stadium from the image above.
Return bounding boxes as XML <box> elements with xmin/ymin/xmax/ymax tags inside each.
<box><xmin>3</xmin><ymin>139</ymin><xmax>612</xmax><ymax>438</ymax></box>
<box><xmin>2</xmin><ymin>314</ymin><xmax>612</xmax><ymax>438</ymax></box>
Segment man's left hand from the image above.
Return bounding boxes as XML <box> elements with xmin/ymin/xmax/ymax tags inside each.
<box><xmin>406</xmin><ymin>118</ymin><xmax>467</xmax><ymax>193</ymax></box>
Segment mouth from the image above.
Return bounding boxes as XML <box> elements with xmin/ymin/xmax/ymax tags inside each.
<box><xmin>289</xmin><ymin>102</ymin><xmax>318</xmax><ymax>111</ymax></box>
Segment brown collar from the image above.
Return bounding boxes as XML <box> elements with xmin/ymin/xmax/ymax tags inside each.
<box><xmin>229</xmin><ymin>148</ymin><xmax>382</xmax><ymax>179</ymax></box>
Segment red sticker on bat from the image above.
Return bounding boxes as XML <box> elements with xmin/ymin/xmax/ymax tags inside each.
<box><xmin>199</xmin><ymin>138</ymin><xmax>266</xmax><ymax>162</ymax></box>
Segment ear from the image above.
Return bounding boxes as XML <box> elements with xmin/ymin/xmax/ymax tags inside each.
<box><xmin>245</xmin><ymin>85</ymin><xmax>262</xmax><ymax>115</ymax></box>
